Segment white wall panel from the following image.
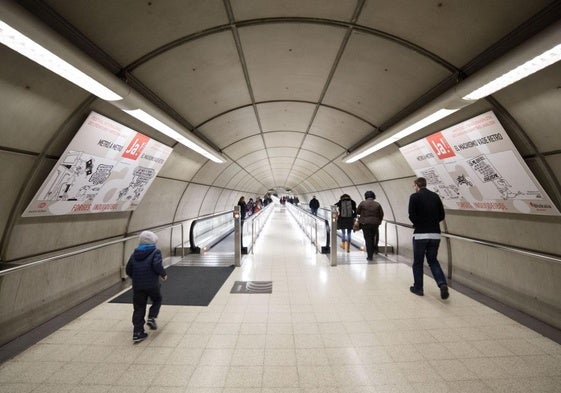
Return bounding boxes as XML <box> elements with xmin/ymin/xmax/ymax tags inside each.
<box><xmin>128</xmin><ymin>177</ymin><xmax>185</xmax><ymax>232</ymax></box>
<box><xmin>158</xmin><ymin>145</ymin><xmax>207</xmax><ymax>182</ymax></box>
<box><xmin>0</xmin><ymin>48</ymin><xmax>89</xmax><ymax>153</ymax></box>
<box><xmin>0</xmin><ymin>152</ymin><xmax>36</xmax><ymax>241</ymax></box>
<box><xmin>199</xmin><ymin>188</ymin><xmax>222</xmax><ymax>216</ymax></box>
<box><xmin>175</xmin><ymin>183</ymin><xmax>210</xmax><ymax>221</ymax></box>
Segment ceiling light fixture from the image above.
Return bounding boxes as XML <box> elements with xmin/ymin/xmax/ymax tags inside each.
<box><xmin>0</xmin><ymin>21</ymin><xmax>123</xmax><ymax>101</ymax></box>
<box><xmin>345</xmin><ymin>108</ymin><xmax>458</xmax><ymax>163</ymax></box>
<box><xmin>124</xmin><ymin>109</ymin><xmax>224</xmax><ymax>163</ymax></box>
<box><xmin>0</xmin><ymin>2</ymin><xmax>224</xmax><ymax>164</ymax></box>
<box><xmin>463</xmin><ymin>43</ymin><xmax>561</xmax><ymax>100</ymax></box>
<box><xmin>345</xmin><ymin>19</ymin><xmax>561</xmax><ymax>164</ymax></box>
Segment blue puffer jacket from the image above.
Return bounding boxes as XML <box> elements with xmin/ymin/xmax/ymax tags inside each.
<box><xmin>125</xmin><ymin>245</ymin><xmax>166</xmax><ymax>290</ymax></box>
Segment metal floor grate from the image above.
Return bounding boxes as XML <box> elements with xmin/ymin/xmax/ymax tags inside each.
<box><xmin>230</xmin><ymin>281</ymin><xmax>272</xmax><ymax>294</ymax></box>
<box><xmin>176</xmin><ymin>252</ymin><xmax>235</xmax><ymax>267</ymax></box>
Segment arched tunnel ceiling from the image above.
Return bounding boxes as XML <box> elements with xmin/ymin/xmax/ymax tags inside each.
<box><xmin>19</xmin><ymin>0</ymin><xmax>558</xmax><ymax>194</ymax></box>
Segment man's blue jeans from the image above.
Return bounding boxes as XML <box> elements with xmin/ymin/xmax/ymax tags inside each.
<box><xmin>412</xmin><ymin>238</ymin><xmax>447</xmax><ymax>290</ymax></box>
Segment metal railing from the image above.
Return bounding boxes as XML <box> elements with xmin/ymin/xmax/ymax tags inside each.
<box><xmin>0</xmin><ymin>222</ymin><xmax>185</xmax><ymax>278</ymax></box>
<box><xmin>383</xmin><ymin>219</ymin><xmax>561</xmax><ymax>273</ymax></box>
<box><xmin>285</xmin><ymin>203</ymin><xmax>330</xmax><ymax>254</ymax></box>
<box><xmin>303</xmin><ymin>205</ymin><xmax>369</xmax><ymax>253</ymax></box>
<box><xmin>246</xmin><ymin>203</ymin><xmax>274</xmax><ymax>254</ymax></box>
<box><xmin>188</xmin><ymin>210</ymin><xmax>233</xmax><ymax>253</ymax></box>
<box><xmin>233</xmin><ymin>202</ymin><xmax>274</xmax><ymax>265</ymax></box>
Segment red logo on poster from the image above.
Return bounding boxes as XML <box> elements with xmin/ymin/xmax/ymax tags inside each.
<box><xmin>427</xmin><ymin>132</ymin><xmax>455</xmax><ymax>159</ymax></box>
<box><xmin>122</xmin><ymin>133</ymin><xmax>149</xmax><ymax>160</ymax></box>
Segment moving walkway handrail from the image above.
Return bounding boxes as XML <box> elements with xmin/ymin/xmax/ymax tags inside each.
<box><xmin>286</xmin><ymin>203</ymin><xmax>330</xmax><ymax>253</ymax></box>
<box><xmin>248</xmin><ymin>203</ymin><xmax>273</xmax><ymax>254</ymax></box>
<box><xmin>384</xmin><ymin>219</ymin><xmax>561</xmax><ymax>264</ymax></box>
<box><xmin>0</xmin><ymin>222</ymin><xmax>185</xmax><ymax>277</ymax></box>
<box><xmin>189</xmin><ymin>210</ymin><xmax>233</xmax><ymax>252</ymax></box>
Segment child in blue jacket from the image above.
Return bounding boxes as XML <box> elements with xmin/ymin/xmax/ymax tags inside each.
<box><xmin>126</xmin><ymin>231</ymin><xmax>167</xmax><ymax>343</ymax></box>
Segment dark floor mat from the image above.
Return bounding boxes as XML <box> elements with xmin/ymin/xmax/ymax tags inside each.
<box><xmin>110</xmin><ymin>265</ymin><xmax>235</xmax><ymax>306</ymax></box>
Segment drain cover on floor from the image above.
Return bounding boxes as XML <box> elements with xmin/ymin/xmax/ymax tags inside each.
<box><xmin>231</xmin><ymin>281</ymin><xmax>272</xmax><ymax>293</ymax></box>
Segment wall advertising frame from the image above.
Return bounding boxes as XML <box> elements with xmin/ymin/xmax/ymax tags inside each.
<box><xmin>23</xmin><ymin>111</ymin><xmax>173</xmax><ymax>217</ymax></box>
<box><xmin>399</xmin><ymin>111</ymin><xmax>559</xmax><ymax>216</ymax></box>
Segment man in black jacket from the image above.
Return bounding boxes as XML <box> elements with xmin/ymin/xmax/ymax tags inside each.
<box><xmin>309</xmin><ymin>196</ymin><xmax>320</xmax><ymax>216</ymax></box>
<box><xmin>408</xmin><ymin>177</ymin><xmax>449</xmax><ymax>299</ymax></box>
<box><xmin>126</xmin><ymin>231</ymin><xmax>168</xmax><ymax>342</ymax></box>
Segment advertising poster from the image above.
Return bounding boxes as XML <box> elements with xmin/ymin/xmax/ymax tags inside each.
<box><xmin>23</xmin><ymin>111</ymin><xmax>172</xmax><ymax>216</ymax></box>
<box><xmin>399</xmin><ymin>111</ymin><xmax>560</xmax><ymax>215</ymax></box>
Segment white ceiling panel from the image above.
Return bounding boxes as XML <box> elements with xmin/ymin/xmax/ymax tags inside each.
<box><xmin>267</xmin><ymin>147</ymin><xmax>300</xmax><ymax>158</ymax></box>
<box><xmin>198</xmin><ymin>106</ymin><xmax>261</xmax><ymax>149</ymax></box>
<box><xmin>235</xmin><ymin>149</ymin><xmax>270</xmax><ymax>167</ymax></box>
<box><xmin>301</xmin><ymin>134</ymin><xmax>345</xmax><ymax>160</ymax></box>
<box><xmin>213</xmin><ymin>163</ymin><xmax>245</xmax><ymax>188</ymax></box>
<box><xmin>132</xmin><ymin>31</ymin><xmax>251</xmax><ymax>126</ymax></box>
<box><xmin>47</xmin><ymin>0</ymin><xmax>229</xmax><ymax>65</ymax></box>
<box><xmin>258</xmin><ymin>102</ymin><xmax>316</xmax><ymax>132</ymax></box>
<box><xmin>495</xmin><ymin>62</ymin><xmax>561</xmax><ymax>153</ymax></box>
<box><xmin>191</xmin><ymin>161</ymin><xmax>232</xmax><ymax>184</ymax></box>
<box><xmin>158</xmin><ymin>145</ymin><xmax>208</xmax><ymax>182</ymax></box>
<box><xmin>323</xmin><ymin>30</ymin><xmax>452</xmax><ymax>126</ymax></box>
<box><xmin>297</xmin><ymin>150</ymin><xmax>331</xmax><ymax>167</ymax></box>
<box><xmin>15</xmin><ymin>0</ymin><xmax>560</xmax><ymax>201</ymax></box>
<box><xmin>223</xmin><ymin>135</ymin><xmax>267</xmax><ymax>160</ymax></box>
<box><xmin>269</xmin><ymin>157</ymin><xmax>295</xmax><ymax>168</ymax></box>
<box><xmin>263</xmin><ymin>131</ymin><xmax>305</xmax><ymax>148</ymax></box>
<box><xmin>358</xmin><ymin>0</ymin><xmax>552</xmax><ymax>67</ymax></box>
<box><xmin>240</xmin><ymin>23</ymin><xmax>346</xmax><ymax>102</ymax></box>
<box><xmin>231</xmin><ymin>0</ymin><xmax>357</xmax><ymax>21</ymax></box>
<box><xmin>293</xmin><ymin>156</ymin><xmax>322</xmax><ymax>172</ymax></box>
<box><xmin>323</xmin><ymin>162</ymin><xmax>353</xmax><ymax>186</ymax></box>
<box><xmin>310</xmin><ymin>106</ymin><xmax>375</xmax><ymax>147</ymax></box>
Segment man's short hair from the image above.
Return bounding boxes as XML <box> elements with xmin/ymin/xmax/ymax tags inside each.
<box><xmin>414</xmin><ymin>177</ymin><xmax>427</xmax><ymax>188</ymax></box>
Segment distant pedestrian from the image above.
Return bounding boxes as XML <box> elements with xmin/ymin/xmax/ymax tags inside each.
<box><xmin>126</xmin><ymin>231</ymin><xmax>168</xmax><ymax>343</ymax></box>
<box><xmin>247</xmin><ymin>198</ymin><xmax>255</xmax><ymax>216</ymax></box>
<box><xmin>238</xmin><ymin>196</ymin><xmax>247</xmax><ymax>220</ymax></box>
<box><xmin>335</xmin><ymin>194</ymin><xmax>356</xmax><ymax>252</ymax></box>
<box><xmin>309</xmin><ymin>196</ymin><xmax>320</xmax><ymax>216</ymax></box>
<box><xmin>408</xmin><ymin>177</ymin><xmax>449</xmax><ymax>299</ymax></box>
<box><xmin>357</xmin><ymin>191</ymin><xmax>384</xmax><ymax>261</ymax></box>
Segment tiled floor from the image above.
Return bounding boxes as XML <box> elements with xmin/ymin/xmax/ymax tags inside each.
<box><xmin>1</xmin><ymin>207</ymin><xmax>560</xmax><ymax>392</ymax></box>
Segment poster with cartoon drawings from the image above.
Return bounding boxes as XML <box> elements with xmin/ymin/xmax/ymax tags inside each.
<box><xmin>399</xmin><ymin>111</ymin><xmax>559</xmax><ymax>215</ymax></box>
<box><xmin>23</xmin><ymin>111</ymin><xmax>172</xmax><ymax>216</ymax></box>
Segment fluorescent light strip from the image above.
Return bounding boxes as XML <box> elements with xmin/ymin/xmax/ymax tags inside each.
<box><xmin>0</xmin><ymin>21</ymin><xmax>122</xmax><ymax>101</ymax></box>
<box><xmin>345</xmin><ymin>108</ymin><xmax>457</xmax><ymax>163</ymax></box>
<box><xmin>463</xmin><ymin>43</ymin><xmax>561</xmax><ymax>100</ymax></box>
<box><xmin>124</xmin><ymin>109</ymin><xmax>224</xmax><ymax>163</ymax></box>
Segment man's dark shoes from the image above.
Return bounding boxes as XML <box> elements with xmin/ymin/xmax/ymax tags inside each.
<box><xmin>409</xmin><ymin>286</ymin><xmax>424</xmax><ymax>296</ymax></box>
<box><xmin>147</xmin><ymin>317</ymin><xmax>158</xmax><ymax>330</ymax></box>
<box><xmin>440</xmin><ymin>284</ymin><xmax>450</xmax><ymax>300</ymax></box>
<box><xmin>133</xmin><ymin>331</ymin><xmax>148</xmax><ymax>343</ymax></box>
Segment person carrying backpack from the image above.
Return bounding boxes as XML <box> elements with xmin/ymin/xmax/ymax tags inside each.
<box><xmin>335</xmin><ymin>194</ymin><xmax>357</xmax><ymax>252</ymax></box>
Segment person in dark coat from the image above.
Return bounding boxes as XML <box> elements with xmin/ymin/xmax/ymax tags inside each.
<box><xmin>309</xmin><ymin>196</ymin><xmax>320</xmax><ymax>216</ymax></box>
<box><xmin>357</xmin><ymin>191</ymin><xmax>384</xmax><ymax>260</ymax></box>
<box><xmin>408</xmin><ymin>177</ymin><xmax>449</xmax><ymax>299</ymax></box>
<box><xmin>238</xmin><ymin>196</ymin><xmax>247</xmax><ymax>220</ymax></box>
<box><xmin>126</xmin><ymin>230</ymin><xmax>167</xmax><ymax>343</ymax></box>
<box><xmin>335</xmin><ymin>194</ymin><xmax>356</xmax><ymax>252</ymax></box>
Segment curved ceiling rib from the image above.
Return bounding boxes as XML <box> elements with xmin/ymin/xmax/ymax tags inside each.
<box><xmin>13</xmin><ymin>0</ymin><xmax>557</xmax><ymax>195</ymax></box>
<box><xmin>124</xmin><ymin>18</ymin><xmax>457</xmax><ymax>74</ymax></box>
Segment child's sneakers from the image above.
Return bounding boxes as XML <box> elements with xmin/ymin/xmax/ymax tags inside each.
<box><xmin>133</xmin><ymin>331</ymin><xmax>148</xmax><ymax>343</ymax></box>
<box><xmin>146</xmin><ymin>318</ymin><xmax>158</xmax><ymax>330</ymax></box>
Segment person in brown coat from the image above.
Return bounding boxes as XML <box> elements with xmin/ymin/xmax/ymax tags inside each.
<box><xmin>357</xmin><ymin>191</ymin><xmax>384</xmax><ymax>260</ymax></box>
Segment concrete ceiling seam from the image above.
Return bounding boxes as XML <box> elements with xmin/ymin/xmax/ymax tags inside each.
<box><xmin>223</xmin><ymin>0</ymin><xmax>278</xmax><ymax>186</ymax></box>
